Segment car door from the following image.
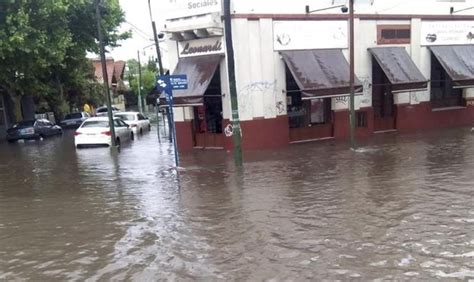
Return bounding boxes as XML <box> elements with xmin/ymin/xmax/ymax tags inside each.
<box><xmin>120</xmin><ymin>119</ymin><xmax>131</xmax><ymax>140</ymax></box>
<box><xmin>37</xmin><ymin>120</ymin><xmax>50</xmax><ymax>136</ymax></box>
<box><xmin>115</xmin><ymin>119</ymin><xmax>129</xmax><ymax>141</ymax></box>
<box><xmin>34</xmin><ymin>120</ymin><xmax>44</xmax><ymax>136</ymax></box>
<box><xmin>138</xmin><ymin>114</ymin><xmax>148</xmax><ymax>130</ymax></box>
<box><xmin>44</xmin><ymin>120</ymin><xmax>57</xmax><ymax>135</ymax></box>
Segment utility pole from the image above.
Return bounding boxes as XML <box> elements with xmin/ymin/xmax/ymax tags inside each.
<box><xmin>223</xmin><ymin>0</ymin><xmax>243</xmax><ymax>167</ymax></box>
<box><xmin>95</xmin><ymin>0</ymin><xmax>116</xmax><ymax>147</ymax></box>
<box><xmin>147</xmin><ymin>0</ymin><xmax>172</xmax><ymax>142</ymax></box>
<box><xmin>349</xmin><ymin>0</ymin><xmax>357</xmax><ymax>150</ymax></box>
<box><xmin>137</xmin><ymin>50</ymin><xmax>143</xmax><ymax>113</ymax></box>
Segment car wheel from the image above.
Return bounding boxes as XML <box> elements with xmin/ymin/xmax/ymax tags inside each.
<box><xmin>7</xmin><ymin>139</ymin><xmax>15</xmax><ymax>143</ymax></box>
<box><xmin>130</xmin><ymin>132</ymin><xmax>134</xmax><ymax>141</ymax></box>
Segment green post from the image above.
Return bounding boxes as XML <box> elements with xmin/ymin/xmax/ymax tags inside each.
<box><xmin>137</xmin><ymin>50</ymin><xmax>143</xmax><ymax>113</ymax></box>
<box><xmin>349</xmin><ymin>0</ymin><xmax>357</xmax><ymax>150</ymax></box>
<box><xmin>95</xmin><ymin>0</ymin><xmax>116</xmax><ymax>148</ymax></box>
<box><xmin>223</xmin><ymin>0</ymin><xmax>243</xmax><ymax>167</ymax></box>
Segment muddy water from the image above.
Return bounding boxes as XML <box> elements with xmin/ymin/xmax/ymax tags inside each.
<box><xmin>0</xmin><ymin>127</ymin><xmax>473</xmax><ymax>280</ymax></box>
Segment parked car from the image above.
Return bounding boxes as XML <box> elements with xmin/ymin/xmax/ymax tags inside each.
<box><xmin>7</xmin><ymin>119</ymin><xmax>62</xmax><ymax>142</ymax></box>
<box><xmin>74</xmin><ymin>117</ymin><xmax>134</xmax><ymax>148</ymax></box>
<box><xmin>59</xmin><ymin>112</ymin><xmax>90</xmax><ymax>129</ymax></box>
<box><xmin>96</xmin><ymin>106</ymin><xmax>120</xmax><ymax>117</ymax></box>
<box><xmin>114</xmin><ymin>112</ymin><xmax>151</xmax><ymax>135</ymax></box>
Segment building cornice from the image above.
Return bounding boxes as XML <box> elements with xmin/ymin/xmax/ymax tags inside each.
<box><xmin>232</xmin><ymin>13</ymin><xmax>474</xmax><ymax>21</ymax></box>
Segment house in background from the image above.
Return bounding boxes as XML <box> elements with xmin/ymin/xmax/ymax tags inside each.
<box><xmin>92</xmin><ymin>58</ymin><xmax>127</xmax><ymax>111</ymax></box>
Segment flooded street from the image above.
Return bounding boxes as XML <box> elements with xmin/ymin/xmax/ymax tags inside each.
<box><xmin>0</xmin><ymin>126</ymin><xmax>473</xmax><ymax>280</ymax></box>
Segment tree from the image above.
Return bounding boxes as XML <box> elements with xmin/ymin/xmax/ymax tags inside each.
<box><xmin>0</xmin><ymin>0</ymin><xmax>72</xmax><ymax>120</ymax></box>
<box><xmin>0</xmin><ymin>0</ymin><xmax>130</xmax><ymax>121</ymax></box>
<box><xmin>125</xmin><ymin>59</ymin><xmax>159</xmax><ymax>101</ymax></box>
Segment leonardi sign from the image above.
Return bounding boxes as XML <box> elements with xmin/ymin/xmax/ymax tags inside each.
<box><xmin>179</xmin><ymin>37</ymin><xmax>224</xmax><ymax>57</ymax></box>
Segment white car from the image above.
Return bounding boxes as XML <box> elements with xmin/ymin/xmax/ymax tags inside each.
<box><xmin>114</xmin><ymin>112</ymin><xmax>151</xmax><ymax>135</ymax></box>
<box><xmin>96</xmin><ymin>106</ymin><xmax>120</xmax><ymax>117</ymax></box>
<box><xmin>74</xmin><ymin>117</ymin><xmax>134</xmax><ymax>148</ymax></box>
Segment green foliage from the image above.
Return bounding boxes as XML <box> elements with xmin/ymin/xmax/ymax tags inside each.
<box><xmin>126</xmin><ymin>59</ymin><xmax>159</xmax><ymax>97</ymax></box>
<box><xmin>0</xmin><ymin>0</ymin><xmax>130</xmax><ymax>119</ymax></box>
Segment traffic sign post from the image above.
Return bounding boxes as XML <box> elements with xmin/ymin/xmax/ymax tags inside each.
<box><xmin>156</xmin><ymin>75</ymin><xmax>188</xmax><ymax>168</ymax></box>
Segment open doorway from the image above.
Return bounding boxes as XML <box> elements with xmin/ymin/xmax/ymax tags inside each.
<box><xmin>286</xmin><ymin>66</ymin><xmax>333</xmax><ymax>142</ymax></box>
<box><xmin>193</xmin><ymin>65</ymin><xmax>224</xmax><ymax>148</ymax></box>
<box><xmin>372</xmin><ymin>59</ymin><xmax>396</xmax><ymax>132</ymax></box>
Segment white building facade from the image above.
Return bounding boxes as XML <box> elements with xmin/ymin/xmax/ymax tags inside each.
<box><xmin>161</xmin><ymin>0</ymin><xmax>474</xmax><ymax>151</ymax></box>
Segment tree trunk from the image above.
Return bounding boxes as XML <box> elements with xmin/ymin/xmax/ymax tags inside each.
<box><xmin>11</xmin><ymin>93</ymin><xmax>23</xmax><ymax>123</ymax></box>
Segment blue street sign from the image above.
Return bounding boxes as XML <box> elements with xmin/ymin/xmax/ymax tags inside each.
<box><xmin>155</xmin><ymin>74</ymin><xmax>180</xmax><ymax>168</ymax></box>
<box><xmin>156</xmin><ymin>75</ymin><xmax>171</xmax><ymax>93</ymax></box>
<box><xmin>169</xmin><ymin>75</ymin><xmax>188</xmax><ymax>90</ymax></box>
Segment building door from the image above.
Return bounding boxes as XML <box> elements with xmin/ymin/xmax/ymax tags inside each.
<box><xmin>193</xmin><ymin>65</ymin><xmax>224</xmax><ymax>149</ymax></box>
<box><xmin>372</xmin><ymin>60</ymin><xmax>396</xmax><ymax>132</ymax></box>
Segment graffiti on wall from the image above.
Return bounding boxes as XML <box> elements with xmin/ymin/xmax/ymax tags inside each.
<box><xmin>239</xmin><ymin>80</ymin><xmax>277</xmax><ymax>117</ymax></box>
<box><xmin>276</xmin><ymin>101</ymin><xmax>285</xmax><ymax>114</ymax></box>
<box><xmin>359</xmin><ymin>76</ymin><xmax>372</xmax><ymax>107</ymax></box>
<box><xmin>335</xmin><ymin>96</ymin><xmax>348</xmax><ymax>105</ymax></box>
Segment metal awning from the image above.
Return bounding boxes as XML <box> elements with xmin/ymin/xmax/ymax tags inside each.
<box><xmin>429</xmin><ymin>45</ymin><xmax>474</xmax><ymax>88</ymax></box>
<box><xmin>160</xmin><ymin>54</ymin><xmax>222</xmax><ymax>106</ymax></box>
<box><xmin>369</xmin><ymin>47</ymin><xmax>428</xmax><ymax>93</ymax></box>
<box><xmin>281</xmin><ymin>49</ymin><xmax>363</xmax><ymax>99</ymax></box>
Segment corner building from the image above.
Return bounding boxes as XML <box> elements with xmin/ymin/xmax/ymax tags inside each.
<box><xmin>162</xmin><ymin>0</ymin><xmax>474</xmax><ymax>152</ymax></box>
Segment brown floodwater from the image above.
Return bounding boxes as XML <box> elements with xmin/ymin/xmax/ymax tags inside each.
<box><xmin>0</xmin><ymin>127</ymin><xmax>473</xmax><ymax>280</ymax></box>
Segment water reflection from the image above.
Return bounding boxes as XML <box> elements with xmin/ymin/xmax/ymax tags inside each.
<box><xmin>0</xmin><ymin>127</ymin><xmax>473</xmax><ymax>280</ymax></box>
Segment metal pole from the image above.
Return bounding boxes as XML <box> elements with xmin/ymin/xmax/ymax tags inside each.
<box><xmin>224</xmin><ymin>0</ymin><xmax>243</xmax><ymax>167</ymax></box>
<box><xmin>156</xmin><ymin>99</ymin><xmax>161</xmax><ymax>143</ymax></box>
<box><xmin>167</xmin><ymin>90</ymin><xmax>179</xmax><ymax>167</ymax></box>
<box><xmin>95</xmin><ymin>0</ymin><xmax>116</xmax><ymax>147</ymax></box>
<box><xmin>147</xmin><ymin>0</ymin><xmax>172</xmax><ymax>142</ymax></box>
<box><xmin>349</xmin><ymin>0</ymin><xmax>356</xmax><ymax>150</ymax></box>
<box><xmin>137</xmin><ymin>51</ymin><xmax>143</xmax><ymax>113</ymax></box>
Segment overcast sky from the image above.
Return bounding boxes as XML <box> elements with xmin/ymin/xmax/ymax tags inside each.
<box><xmin>109</xmin><ymin>0</ymin><xmax>167</xmax><ymax>64</ymax></box>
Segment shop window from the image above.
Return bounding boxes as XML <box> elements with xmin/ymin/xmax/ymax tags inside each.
<box><xmin>286</xmin><ymin>66</ymin><xmax>331</xmax><ymax>128</ymax></box>
<box><xmin>430</xmin><ymin>54</ymin><xmax>464</xmax><ymax>108</ymax></box>
<box><xmin>377</xmin><ymin>25</ymin><xmax>411</xmax><ymax>45</ymax></box>
<box><xmin>195</xmin><ymin>66</ymin><xmax>223</xmax><ymax>134</ymax></box>
<box><xmin>356</xmin><ymin>112</ymin><xmax>367</xmax><ymax>128</ymax></box>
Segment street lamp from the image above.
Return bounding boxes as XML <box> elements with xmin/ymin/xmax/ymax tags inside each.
<box><xmin>305</xmin><ymin>1</ymin><xmax>356</xmax><ymax>149</ymax></box>
<box><xmin>450</xmin><ymin>6</ymin><xmax>474</xmax><ymax>14</ymax></box>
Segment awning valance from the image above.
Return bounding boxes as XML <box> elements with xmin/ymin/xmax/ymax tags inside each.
<box><xmin>160</xmin><ymin>54</ymin><xmax>222</xmax><ymax>106</ymax></box>
<box><xmin>429</xmin><ymin>45</ymin><xmax>474</xmax><ymax>88</ymax></box>
<box><xmin>281</xmin><ymin>49</ymin><xmax>363</xmax><ymax>99</ymax></box>
<box><xmin>369</xmin><ymin>47</ymin><xmax>428</xmax><ymax>93</ymax></box>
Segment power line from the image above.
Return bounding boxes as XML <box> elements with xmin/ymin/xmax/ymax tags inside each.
<box><xmin>124</xmin><ymin>20</ymin><xmax>153</xmax><ymax>41</ymax></box>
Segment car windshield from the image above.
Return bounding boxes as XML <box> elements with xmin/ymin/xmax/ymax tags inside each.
<box><xmin>97</xmin><ymin>107</ymin><xmax>118</xmax><ymax>113</ymax></box>
<box><xmin>81</xmin><ymin>121</ymin><xmax>109</xmax><ymax>128</ymax></box>
<box><xmin>116</xmin><ymin>114</ymin><xmax>135</xmax><ymax>121</ymax></box>
<box><xmin>65</xmin><ymin>113</ymin><xmax>82</xmax><ymax>119</ymax></box>
<box><xmin>15</xmin><ymin>120</ymin><xmax>35</xmax><ymax>127</ymax></box>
